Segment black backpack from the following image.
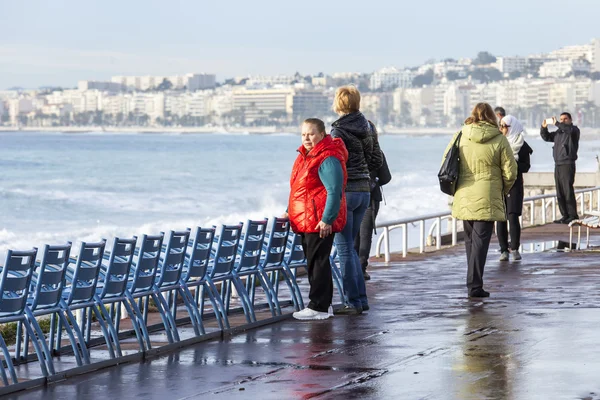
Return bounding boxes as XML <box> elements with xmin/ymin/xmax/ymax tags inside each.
<box><xmin>438</xmin><ymin>132</ymin><xmax>462</xmax><ymax>196</ymax></box>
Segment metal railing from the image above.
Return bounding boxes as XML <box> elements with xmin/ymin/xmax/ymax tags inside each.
<box><xmin>375</xmin><ymin>186</ymin><xmax>600</xmax><ymax>262</ymax></box>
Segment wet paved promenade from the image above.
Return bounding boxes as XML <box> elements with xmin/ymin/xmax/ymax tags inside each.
<box><xmin>7</xmin><ymin>225</ymin><xmax>600</xmax><ymax>399</ymax></box>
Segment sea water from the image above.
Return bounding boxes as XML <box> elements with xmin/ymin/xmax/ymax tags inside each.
<box><xmin>1</xmin><ymin>131</ymin><xmax>599</xmax><ymax>259</ymax></box>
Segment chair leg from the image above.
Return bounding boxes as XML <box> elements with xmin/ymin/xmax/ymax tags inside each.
<box><xmin>55</xmin><ymin>310</ymin><xmax>87</xmax><ymax>366</ymax></box>
<box><xmin>93</xmin><ymin>304</ymin><xmax>123</xmax><ymax>358</ymax></box>
<box><xmin>125</xmin><ymin>292</ymin><xmax>152</xmax><ymax>351</ymax></box>
<box><xmin>84</xmin><ymin>306</ymin><xmax>116</xmax><ymax>359</ymax></box>
<box><xmin>0</xmin><ymin>334</ymin><xmax>18</xmax><ymax>385</ymax></box>
<box><xmin>181</xmin><ymin>284</ymin><xmax>208</xmax><ymax>333</ymax></box>
<box><xmin>15</xmin><ymin>321</ymin><xmax>23</xmax><ymax>362</ymax></box>
<box><xmin>150</xmin><ymin>292</ymin><xmax>179</xmax><ymax>343</ymax></box>
<box><xmin>177</xmin><ymin>286</ymin><xmax>205</xmax><ymax>336</ymax></box>
<box><xmin>283</xmin><ymin>264</ymin><xmax>305</xmax><ymax>310</ymax></box>
<box><xmin>23</xmin><ymin>311</ymin><xmax>54</xmax><ymax>376</ymax></box>
<box><xmin>229</xmin><ymin>275</ymin><xmax>256</xmax><ymax>324</ymax></box>
<box><xmin>206</xmin><ymin>279</ymin><xmax>230</xmax><ymax>330</ymax></box>
<box><xmin>61</xmin><ymin>306</ymin><xmax>91</xmax><ymax>364</ymax></box>
<box><xmin>257</xmin><ymin>270</ymin><xmax>281</xmax><ymax>316</ymax></box>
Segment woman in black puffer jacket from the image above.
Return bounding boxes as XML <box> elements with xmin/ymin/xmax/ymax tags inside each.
<box><xmin>330</xmin><ymin>85</ymin><xmax>382</xmax><ymax>315</ymax></box>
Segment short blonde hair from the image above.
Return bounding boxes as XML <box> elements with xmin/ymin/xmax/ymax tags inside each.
<box><xmin>333</xmin><ymin>85</ymin><xmax>361</xmax><ymax>115</ymax></box>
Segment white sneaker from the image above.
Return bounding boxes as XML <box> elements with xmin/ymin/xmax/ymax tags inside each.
<box><xmin>328</xmin><ymin>305</ymin><xmax>334</xmax><ymax>317</ymax></box>
<box><xmin>499</xmin><ymin>251</ymin><xmax>509</xmax><ymax>261</ymax></box>
<box><xmin>512</xmin><ymin>250</ymin><xmax>522</xmax><ymax>261</ymax></box>
<box><xmin>293</xmin><ymin>307</ymin><xmax>330</xmax><ymax>320</ymax></box>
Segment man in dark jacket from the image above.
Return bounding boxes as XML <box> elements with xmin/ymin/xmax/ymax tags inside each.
<box><xmin>540</xmin><ymin>112</ymin><xmax>580</xmax><ymax>223</ymax></box>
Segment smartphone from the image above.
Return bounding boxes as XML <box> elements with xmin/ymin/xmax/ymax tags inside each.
<box><xmin>545</xmin><ymin>117</ymin><xmax>554</xmax><ymax>125</ymax></box>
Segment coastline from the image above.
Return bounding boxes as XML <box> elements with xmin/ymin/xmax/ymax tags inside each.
<box><xmin>1</xmin><ymin>125</ymin><xmax>599</xmax><ymax>136</ymax></box>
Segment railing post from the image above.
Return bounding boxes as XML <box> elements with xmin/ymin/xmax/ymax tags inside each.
<box><xmin>597</xmin><ymin>189</ymin><xmax>600</xmax><ymax>211</ymax></box>
<box><xmin>552</xmin><ymin>198</ymin><xmax>557</xmax><ymax>221</ymax></box>
<box><xmin>541</xmin><ymin>198</ymin><xmax>546</xmax><ymax>225</ymax></box>
<box><xmin>419</xmin><ymin>220</ymin><xmax>425</xmax><ymax>253</ymax></box>
<box><xmin>384</xmin><ymin>226</ymin><xmax>390</xmax><ymax>263</ymax></box>
<box><xmin>580</xmin><ymin>193</ymin><xmax>585</xmax><ymax>216</ymax></box>
<box><xmin>452</xmin><ymin>217</ymin><xmax>457</xmax><ymax>246</ymax></box>
<box><xmin>530</xmin><ymin>201</ymin><xmax>535</xmax><ymax>226</ymax></box>
<box><xmin>402</xmin><ymin>224</ymin><xmax>407</xmax><ymax>258</ymax></box>
<box><xmin>435</xmin><ymin>217</ymin><xmax>442</xmax><ymax>250</ymax></box>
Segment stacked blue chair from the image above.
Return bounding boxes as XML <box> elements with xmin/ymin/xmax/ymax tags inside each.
<box><xmin>260</xmin><ymin>218</ymin><xmax>303</xmax><ymax>312</ymax></box>
<box><xmin>153</xmin><ymin>230</ymin><xmax>204</xmax><ymax>337</ymax></box>
<box><xmin>282</xmin><ymin>233</ymin><xmax>308</xmax><ymax>309</ymax></box>
<box><xmin>0</xmin><ymin>248</ymin><xmax>55</xmax><ymax>382</ymax></box>
<box><xmin>126</xmin><ymin>233</ymin><xmax>180</xmax><ymax>344</ymax></box>
<box><xmin>26</xmin><ymin>243</ymin><xmax>91</xmax><ymax>367</ymax></box>
<box><xmin>206</xmin><ymin>224</ymin><xmax>252</xmax><ymax>323</ymax></box>
<box><xmin>231</xmin><ymin>219</ymin><xmax>280</xmax><ymax>319</ymax></box>
<box><xmin>61</xmin><ymin>240</ymin><xmax>123</xmax><ymax>359</ymax></box>
<box><xmin>179</xmin><ymin>226</ymin><xmax>230</xmax><ymax>332</ymax></box>
<box><xmin>97</xmin><ymin>236</ymin><xmax>150</xmax><ymax>352</ymax></box>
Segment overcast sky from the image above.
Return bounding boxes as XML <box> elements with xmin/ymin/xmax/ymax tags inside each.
<box><xmin>1</xmin><ymin>0</ymin><xmax>599</xmax><ymax>89</ymax></box>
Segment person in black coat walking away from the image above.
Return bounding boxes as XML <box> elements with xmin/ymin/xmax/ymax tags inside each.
<box><xmin>330</xmin><ymin>85</ymin><xmax>383</xmax><ymax>315</ymax></box>
<box><xmin>497</xmin><ymin>115</ymin><xmax>533</xmax><ymax>261</ymax></box>
<box><xmin>540</xmin><ymin>112</ymin><xmax>580</xmax><ymax>224</ymax></box>
<box><xmin>354</xmin><ymin>147</ymin><xmax>391</xmax><ymax>280</ymax></box>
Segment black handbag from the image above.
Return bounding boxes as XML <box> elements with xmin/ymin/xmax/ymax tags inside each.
<box><xmin>438</xmin><ymin>132</ymin><xmax>462</xmax><ymax>196</ymax></box>
<box><xmin>377</xmin><ymin>151</ymin><xmax>392</xmax><ymax>186</ymax></box>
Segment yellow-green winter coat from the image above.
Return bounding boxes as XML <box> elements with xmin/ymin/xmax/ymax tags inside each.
<box><xmin>442</xmin><ymin>122</ymin><xmax>517</xmax><ymax>221</ymax></box>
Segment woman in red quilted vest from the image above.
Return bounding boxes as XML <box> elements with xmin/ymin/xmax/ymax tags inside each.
<box><xmin>286</xmin><ymin>118</ymin><xmax>348</xmax><ymax>320</ymax></box>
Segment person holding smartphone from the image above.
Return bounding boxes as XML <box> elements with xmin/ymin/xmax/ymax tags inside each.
<box><xmin>540</xmin><ymin>113</ymin><xmax>580</xmax><ymax>224</ymax></box>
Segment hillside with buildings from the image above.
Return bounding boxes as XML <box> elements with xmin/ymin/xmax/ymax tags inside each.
<box><xmin>1</xmin><ymin>38</ymin><xmax>600</xmax><ymax>132</ymax></box>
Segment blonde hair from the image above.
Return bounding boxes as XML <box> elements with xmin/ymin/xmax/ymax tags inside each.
<box><xmin>333</xmin><ymin>85</ymin><xmax>361</xmax><ymax>115</ymax></box>
<box><xmin>464</xmin><ymin>102</ymin><xmax>499</xmax><ymax>128</ymax></box>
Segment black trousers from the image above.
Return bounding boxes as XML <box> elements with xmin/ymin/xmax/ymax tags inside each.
<box><xmin>555</xmin><ymin>164</ymin><xmax>578</xmax><ymax>219</ymax></box>
<box><xmin>463</xmin><ymin>221</ymin><xmax>494</xmax><ymax>290</ymax></box>
<box><xmin>354</xmin><ymin>200</ymin><xmax>380</xmax><ymax>271</ymax></box>
<box><xmin>300</xmin><ymin>232</ymin><xmax>334</xmax><ymax>313</ymax></box>
<box><xmin>497</xmin><ymin>213</ymin><xmax>521</xmax><ymax>252</ymax></box>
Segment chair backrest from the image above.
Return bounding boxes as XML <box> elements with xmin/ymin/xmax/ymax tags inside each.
<box><xmin>285</xmin><ymin>233</ymin><xmax>307</xmax><ymax>267</ymax></box>
<box><xmin>235</xmin><ymin>219</ymin><xmax>268</xmax><ymax>273</ymax></box>
<box><xmin>65</xmin><ymin>240</ymin><xmax>107</xmax><ymax>305</ymax></box>
<box><xmin>0</xmin><ymin>248</ymin><xmax>38</xmax><ymax>316</ymax></box>
<box><xmin>262</xmin><ymin>218</ymin><xmax>291</xmax><ymax>267</ymax></box>
<box><xmin>156</xmin><ymin>229</ymin><xmax>190</xmax><ymax>287</ymax></box>
<box><xmin>29</xmin><ymin>243</ymin><xmax>72</xmax><ymax>311</ymax></box>
<box><xmin>129</xmin><ymin>233</ymin><xmax>164</xmax><ymax>294</ymax></box>
<box><xmin>98</xmin><ymin>236</ymin><xmax>137</xmax><ymax>299</ymax></box>
<box><xmin>210</xmin><ymin>223</ymin><xmax>243</xmax><ymax>278</ymax></box>
<box><xmin>182</xmin><ymin>226</ymin><xmax>216</xmax><ymax>283</ymax></box>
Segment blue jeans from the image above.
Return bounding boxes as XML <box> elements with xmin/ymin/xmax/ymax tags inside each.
<box><xmin>334</xmin><ymin>191</ymin><xmax>370</xmax><ymax>309</ymax></box>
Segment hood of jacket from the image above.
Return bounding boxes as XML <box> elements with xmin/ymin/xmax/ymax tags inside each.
<box><xmin>463</xmin><ymin>121</ymin><xmax>501</xmax><ymax>144</ymax></box>
<box><xmin>331</xmin><ymin>111</ymin><xmax>371</xmax><ymax>139</ymax></box>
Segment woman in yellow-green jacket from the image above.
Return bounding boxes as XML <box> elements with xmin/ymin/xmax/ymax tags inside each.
<box><xmin>443</xmin><ymin>103</ymin><xmax>517</xmax><ymax>298</ymax></box>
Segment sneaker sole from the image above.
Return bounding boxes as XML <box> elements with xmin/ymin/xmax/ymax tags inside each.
<box><xmin>293</xmin><ymin>314</ymin><xmax>331</xmax><ymax>321</ymax></box>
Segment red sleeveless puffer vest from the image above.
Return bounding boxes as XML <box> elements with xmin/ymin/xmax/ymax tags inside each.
<box><xmin>288</xmin><ymin>135</ymin><xmax>348</xmax><ymax>233</ymax></box>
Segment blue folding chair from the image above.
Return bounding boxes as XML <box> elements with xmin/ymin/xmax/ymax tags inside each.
<box><xmin>26</xmin><ymin>243</ymin><xmax>91</xmax><ymax>367</ymax></box>
<box><xmin>282</xmin><ymin>233</ymin><xmax>308</xmax><ymax>309</ymax></box>
<box><xmin>96</xmin><ymin>236</ymin><xmax>150</xmax><ymax>352</ymax></box>
<box><xmin>206</xmin><ymin>224</ymin><xmax>252</xmax><ymax>323</ymax></box>
<box><xmin>260</xmin><ymin>218</ymin><xmax>303</xmax><ymax>312</ymax></box>
<box><xmin>179</xmin><ymin>226</ymin><xmax>230</xmax><ymax>332</ymax></box>
<box><xmin>0</xmin><ymin>248</ymin><xmax>55</xmax><ymax>381</ymax></box>
<box><xmin>61</xmin><ymin>240</ymin><xmax>122</xmax><ymax>359</ymax></box>
<box><xmin>232</xmin><ymin>219</ymin><xmax>280</xmax><ymax>319</ymax></box>
<box><xmin>127</xmin><ymin>233</ymin><xmax>180</xmax><ymax>344</ymax></box>
<box><xmin>154</xmin><ymin>230</ymin><xmax>204</xmax><ymax>337</ymax></box>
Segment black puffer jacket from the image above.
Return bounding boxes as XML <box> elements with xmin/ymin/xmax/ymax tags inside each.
<box><xmin>331</xmin><ymin>112</ymin><xmax>383</xmax><ymax>192</ymax></box>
